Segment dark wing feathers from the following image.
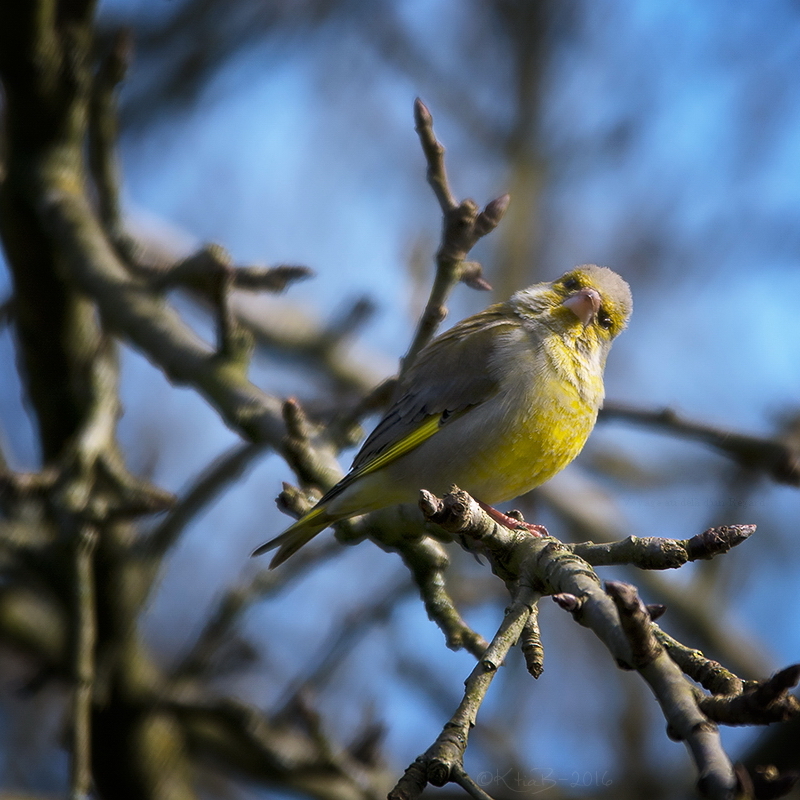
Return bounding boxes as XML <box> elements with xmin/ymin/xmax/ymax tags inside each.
<box><xmin>351</xmin><ymin>305</ymin><xmax>514</xmax><ymax>470</ymax></box>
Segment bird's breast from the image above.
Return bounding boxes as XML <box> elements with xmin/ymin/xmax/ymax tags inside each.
<box><xmin>457</xmin><ymin>368</ymin><xmax>599</xmax><ymax>503</ymax></box>
<box><xmin>341</xmin><ymin>328</ymin><xmax>605</xmax><ymax>513</ymax></box>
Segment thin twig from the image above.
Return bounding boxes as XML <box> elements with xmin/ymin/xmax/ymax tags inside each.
<box><xmin>390</xmin><ymin>531</ymin><xmax>488</xmax><ymax>657</ymax></box>
<box><xmin>400</xmin><ymin>100</ymin><xmax>506</xmax><ymax>377</ymax></box>
<box><xmin>519</xmin><ymin>601</ymin><xmax>543</xmax><ymax>678</ymax></box>
<box><xmin>414</xmin><ymin>98</ymin><xmax>457</xmax><ymax>212</ymax></box>
<box><xmin>569</xmin><ymin>525</ymin><xmax>756</xmax><ymax>570</ymax></box>
<box><xmin>654</xmin><ymin>627</ymin><xmax>744</xmax><ymax>696</ymax></box>
<box><xmin>390</xmin><ymin>582</ymin><xmax>537</xmax><ymax>796</ymax></box>
<box><xmin>450</xmin><ymin>764</ymin><xmax>497</xmax><ymax>800</ymax></box>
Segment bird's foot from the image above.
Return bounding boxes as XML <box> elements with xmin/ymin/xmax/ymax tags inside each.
<box><xmin>477</xmin><ymin>502</ymin><xmax>548</xmax><ymax>537</ymax></box>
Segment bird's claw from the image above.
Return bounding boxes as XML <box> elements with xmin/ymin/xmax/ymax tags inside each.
<box><xmin>477</xmin><ymin>502</ymin><xmax>548</xmax><ymax>537</ymax></box>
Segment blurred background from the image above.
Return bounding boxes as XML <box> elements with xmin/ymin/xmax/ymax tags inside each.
<box><xmin>1</xmin><ymin>0</ymin><xmax>800</xmax><ymax>797</ymax></box>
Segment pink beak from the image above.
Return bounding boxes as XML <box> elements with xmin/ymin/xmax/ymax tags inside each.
<box><xmin>563</xmin><ymin>287</ymin><xmax>601</xmax><ymax>326</ymax></box>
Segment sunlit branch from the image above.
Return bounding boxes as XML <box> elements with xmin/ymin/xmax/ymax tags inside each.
<box><xmin>400</xmin><ymin>100</ymin><xmax>505</xmax><ymax>377</ymax></box>
<box><xmin>391</xmin><ymin>579</ymin><xmax>538</xmax><ymax>799</ymax></box>
<box><xmin>412</xmin><ymin>485</ymin><xmax>797</xmax><ymax>799</ymax></box>
<box><xmin>570</xmin><ymin>525</ymin><xmax>755</xmax><ymax>570</ymax></box>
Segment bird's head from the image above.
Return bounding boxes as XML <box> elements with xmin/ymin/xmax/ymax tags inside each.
<box><xmin>511</xmin><ymin>265</ymin><xmax>631</xmax><ymax>349</ymax></box>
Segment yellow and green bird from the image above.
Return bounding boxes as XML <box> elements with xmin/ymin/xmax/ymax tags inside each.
<box><xmin>253</xmin><ymin>264</ymin><xmax>632</xmax><ymax>568</ymax></box>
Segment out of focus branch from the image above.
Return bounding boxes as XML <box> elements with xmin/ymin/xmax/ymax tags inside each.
<box><xmin>70</xmin><ymin>523</ymin><xmax>98</xmax><ymax>800</ymax></box>
<box><xmin>283</xmin><ymin>579</ymin><xmax>414</xmax><ymax>697</ymax></box>
<box><xmin>0</xmin><ymin>296</ymin><xmax>13</xmax><ymax>328</ymax></box>
<box><xmin>89</xmin><ymin>28</ymin><xmax>136</xmax><ymax>260</ymax></box>
<box><xmin>233</xmin><ymin>292</ymin><xmax>390</xmax><ymax>397</ymax></box>
<box><xmin>142</xmin><ymin>441</ymin><xmax>266</xmax><ymax>560</ymax></box>
<box><xmin>601</xmin><ymin>403</ymin><xmax>800</xmax><ymax>486</ymax></box>
<box><xmin>38</xmin><ymin>181</ymin><xmax>293</xmax><ymax>447</ymax></box>
<box><xmin>174</xmin><ymin>538</ymin><xmax>343</xmax><ymax>681</ymax></box>
<box><xmin>165</xmin><ymin>694</ymin><xmax>392</xmax><ymax>800</ymax></box>
<box><xmin>147</xmin><ymin>243</ymin><xmax>312</xmax><ymax>296</ymax></box>
<box><xmin>107</xmin><ymin>227</ymin><xmax>378</xmax><ymax>398</ymax></box>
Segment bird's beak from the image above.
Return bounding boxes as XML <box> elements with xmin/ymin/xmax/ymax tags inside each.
<box><xmin>562</xmin><ymin>287</ymin><xmax>601</xmax><ymax>327</ymax></box>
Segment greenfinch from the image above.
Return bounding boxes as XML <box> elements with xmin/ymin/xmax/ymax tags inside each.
<box><xmin>253</xmin><ymin>264</ymin><xmax>632</xmax><ymax>568</ymax></box>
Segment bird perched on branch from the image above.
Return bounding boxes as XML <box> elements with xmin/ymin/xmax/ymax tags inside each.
<box><xmin>253</xmin><ymin>265</ymin><xmax>632</xmax><ymax>568</ymax></box>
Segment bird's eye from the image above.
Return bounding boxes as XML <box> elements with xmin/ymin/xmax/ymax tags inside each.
<box><xmin>598</xmin><ymin>310</ymin><xmax>613</xmax><ymax>330</ymax></box>
<box><xmin>563</xmin><ymin>276</ymin><xmax>581</xmax><ymax>290</ymax></box>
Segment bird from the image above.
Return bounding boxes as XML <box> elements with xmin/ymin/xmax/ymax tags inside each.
<box><xmin>253</xmin><ymin>264</ymin><xmax>632</xmax><ymax>568</ymax></box>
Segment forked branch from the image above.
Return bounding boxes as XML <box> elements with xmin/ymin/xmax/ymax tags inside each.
<box><xmin>396</xmin><ymin>486</ymin><xmax>798</xmax><ymax>800</ymax></box>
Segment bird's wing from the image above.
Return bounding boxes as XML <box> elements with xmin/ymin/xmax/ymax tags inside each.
<box><xmin>309</xmin><ymin>305</ymin><xmax>517</xmax><ymax>510</ymax></box>
<box><xmin>350</xmin><ymin>304</ymin><xmax>515</xmax><ymax>472</ymax></box>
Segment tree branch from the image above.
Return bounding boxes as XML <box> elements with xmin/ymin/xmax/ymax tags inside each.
<box><xmin>400</xmin><ymin>100</ymin><xmax>505</xmax><ymax>376</ymax></box>
<box><xmin>142</xmin><ymin>441</ymin><xmax>266</xmax><ymax>560</ymax></box>
<box><xmin>88</xmin><ymin>27</ymin><xmax>136</xmax><ymax>260</ymax></box>
<box><xmin>36</xmin><ymin>181</ymin><xmax>290</xmax><ymax>446</ymax></box>
<box><xmin>69</xmin><ymin>523</ymin><xmax>98</xmax><ymax>800</ymax></box>
<box><xmin>570</xmin><ymin>525</ymin><xmax>756</xmax><ymax>570</ymax></box>
<box><xmin>601</xmin><ymin>403</ymin><xmax>800</xmax><ymax>486</ymax></box>
<box><xmin>391</xmin><ymin>580</ymin><xmax>539</xmax><ymax>799</ymax></box>
<box><xmin>413</xmin><ymin>486</ymin><xmax>797</xmax><ymax>800</ymax></box>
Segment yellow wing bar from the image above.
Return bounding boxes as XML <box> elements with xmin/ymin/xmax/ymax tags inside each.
<box><xmin>350</xmin><ymin>413</ymin><xmax>443</xmax><ymax>480</ymax></box>
<box><xmin>318</xmin><ymin>408</ymin><xmax>467</xmax><ymax>506</ymax></box>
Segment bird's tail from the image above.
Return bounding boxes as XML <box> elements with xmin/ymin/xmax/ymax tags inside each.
<box><xmin>251</xmin><ymin>504</ymin><xmax>336</xmax><ymax>568</ymax></box>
